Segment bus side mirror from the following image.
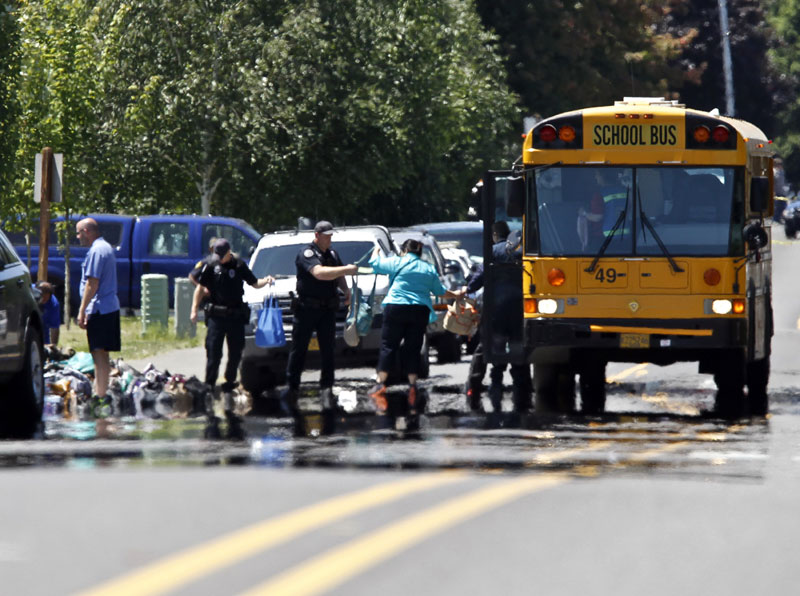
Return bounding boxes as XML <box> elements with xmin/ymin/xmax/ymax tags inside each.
<box><xmin>750</xmin><ymin>176</ymin><xmax>769</xmax><ymax>212</ymax></box>
<box><xmin>506</xmin><ymin>176</ymin><xmax>525</xmax><ymax>218</ymax></box>
<box><xmin>744</xmin><ymin>221</ymin><xmax>768</xmax><ymax>249</ymax></box>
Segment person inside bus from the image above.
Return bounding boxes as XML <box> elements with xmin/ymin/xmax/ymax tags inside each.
<box><xmin>578</xmin><ymin>168</ymin><xmax>628</xmax><ymax>249</ymax></box>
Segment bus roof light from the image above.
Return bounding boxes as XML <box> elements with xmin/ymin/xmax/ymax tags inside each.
<box><xmin>712</xmin><ymin>125</ymin><xmax>730</xmax><ymax>144</ymax></box>
<box><xmin>693</xmin><ymin>125</ymin><xmax>710</xmax><ymax>143</ymax></box>
<box><xmin>628</xmin><ymin>114</ymin><xmax>640</xmax><ymax>119</ymax></box>
<box><xmin>559</xmin><ymin>125</ymin><xmax>576</xmax><ymax>142</ymax></box>
<box><xmin>539</xmin><ymin>124</ymin><xmax>557</xmax><ymax>143</ymax></box>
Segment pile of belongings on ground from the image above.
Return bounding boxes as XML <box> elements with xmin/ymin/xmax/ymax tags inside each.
<box><xmin>42</xmin><ymin>346</ymin><xmax>252</xmax><ymax>421</ymax></box>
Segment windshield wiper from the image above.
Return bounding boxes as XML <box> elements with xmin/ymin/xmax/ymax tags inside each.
<box><xmin>637</xmin><ymin>188</ymin><xmax>684</xmax><ymax>273</ymax></box>
<box><xmin>584</xmin><ymin>190</ymin><xmax>629</xmax><ymax>273</ymax></box>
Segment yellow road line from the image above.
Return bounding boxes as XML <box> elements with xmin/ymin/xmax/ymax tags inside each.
<box><xmin>606</xmin><ymin>363</ymin><xmax>649</xmax><ymax>383</ymax></box>
<box><xmin>78</xmin><ymin>472</ymin><xmax>465</xmax><ymax>596</ymax></box>
<box><xmin>528</xmin><ymin>441</ymin><xmax>610</xmax><ymax>465</ymax></box>
<box><xmin>239</xmin><ymin>473</ymin><xmax>570</xmax><ymax>596</ymax></box>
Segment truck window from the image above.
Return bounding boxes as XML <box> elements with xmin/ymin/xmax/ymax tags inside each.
<box><xmin>6</xmin><ymin>220</ymin><xmax>123</xmax><ymax>248</ymax></box>
<box><xmin>202</xmin><ymin>224</ymin><xmax>256</xmax><ymax>257</ymax></box>
<box><xmin>149</xmin><ymin>222</ymin><xmax>189</xmax><ymax>256</ymax></box>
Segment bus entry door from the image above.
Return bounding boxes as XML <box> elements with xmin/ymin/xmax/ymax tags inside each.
<box><xmin>481</xmin><ymin>171</ymin><xmax>525</xmax><ymax>366</ymax></box>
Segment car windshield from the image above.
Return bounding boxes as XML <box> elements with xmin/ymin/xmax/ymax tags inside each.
<box><xmin>251</xmin><ymin>241</ymin><xmax>375</xmax><ymax>277</ymax></box>
<box><xmin>528</xmin><ymin>166</ymin><xmax>742</xmax><ymax>257</ymax></box>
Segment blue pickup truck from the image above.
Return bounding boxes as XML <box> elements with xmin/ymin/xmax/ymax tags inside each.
<box><xmin>7</xmin><ymin>214</ymin><xmax>260</xmax><ymax>311</ymax></box>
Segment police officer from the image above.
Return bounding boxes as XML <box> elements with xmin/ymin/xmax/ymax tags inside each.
<box><xmin>463</xmin><ymin>221</ymin><xmax>532</xmax><ymax>414</ymax></box>
<box><xmin>282</xmin><ymin>221</ymin><xmax>357</xmax><ymax>413</ymax></box>
<box><xmin>190</xmin><ymin>238</ymin><xmax>274</xmax><ymax>409</ymax></box>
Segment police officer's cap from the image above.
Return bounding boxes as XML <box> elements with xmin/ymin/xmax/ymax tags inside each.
<box><xmin>213</xmin><ymin>238</ymin><xmax>231</xmax><ymax>256</ymax></box>
<box><xmin>314</xmin><ymin>221</ymin><xmax>334</xmax><ymax>235</ymax></box>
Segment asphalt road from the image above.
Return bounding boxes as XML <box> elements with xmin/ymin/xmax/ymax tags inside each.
<box><xmin>2</xmin><ymin>237</ymin><xmax>800</xmax><ymax>595</ymax></box>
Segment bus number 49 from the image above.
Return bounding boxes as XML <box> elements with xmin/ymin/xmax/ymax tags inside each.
<box><xmin>595</xmin><ymin>267</ymin><xmax>618</xmax><ymax>283</ymax></box>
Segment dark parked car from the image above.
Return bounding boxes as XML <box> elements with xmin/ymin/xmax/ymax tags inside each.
<box><xmin>783</xmin><ymin>199</ymin><xmax>800</xmax><ymax>238</ymax></box>
<box><xmin>0</xmin><ymin>228</ymin><xmax>44</xmax><ymax>438</ymax></box>
<box><xmin>409</xmin><ymin>221</ymin><xmax>485</xmax><ymax>263</ymax></box>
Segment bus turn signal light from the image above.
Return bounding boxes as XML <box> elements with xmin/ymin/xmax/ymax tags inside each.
<box><xmin>703</xmin><ymin>268</ymin><xmax>721</xmax><ymax>286</ymax></box>
<box><xmin>733</xmin><ymin>299</ymin><xmax>745</xmax><ymax>314</ymax></box>
<box><xmin>693</xmin><ymin>125</ymin><xmax>711</xmax><ymax>143</ymax></box>
<box><xmin>524</xmin><ymin>298</ymin><xmax>537</xmax><ymax>314</ymax></box>
<box><xmin>559</xmin><ymin>125</ymin><xmax>576</xmax><ymax>142</ymax></box>
<box><xmin>547</xmin><ymin>268</ymin><xmax>566</xmax><ymax>286</ymax></box>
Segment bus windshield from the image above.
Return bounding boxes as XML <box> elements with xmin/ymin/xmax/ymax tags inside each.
<box><xmin>528</xmin><ymin>166</ymin><xmax>741</xmax><ymax>257</ymax></box>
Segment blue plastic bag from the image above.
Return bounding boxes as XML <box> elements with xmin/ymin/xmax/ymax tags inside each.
<box><xmin>255</xmin><ymin>295</ymin><xmax>286</xmax><ymax>348</ymax></box>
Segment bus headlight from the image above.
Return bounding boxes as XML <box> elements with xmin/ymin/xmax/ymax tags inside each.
<box><xmin>709</xmin><ymin>299</ymin><xmax>732</xmax><ymax>314</ymax></box>
<box><xmin>537</xmin><ymin>298</ymin><xmax>560</xmax><ymax>314</ymax></box>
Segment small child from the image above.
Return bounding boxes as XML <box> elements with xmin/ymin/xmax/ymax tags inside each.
<box><xmin>36</xmin><ymin>281</ymin><xmax>61</xmax><ymax>346</ymax></box>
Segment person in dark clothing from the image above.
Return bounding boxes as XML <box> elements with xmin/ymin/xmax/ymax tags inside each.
<box><xmin>464</xmin><ymin>221</ymin><xmax>532</xmax><ymax>413</ymax></box>
<box><xmin>282</xmin><ymin>221</ymin><xmax>358</xmax><ymax>414</ymax></box>
<box><xmin>190</xmin><ymin>238</ymin><xmax>274</xmax><ymax>408</ymax></box>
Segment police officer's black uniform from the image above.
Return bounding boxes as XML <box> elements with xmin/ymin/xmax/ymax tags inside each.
<box><xmin>197</xmin><ymin>254</ymin><xmax>258</xmax><ymax>392</ymax></box>
<box><xmin>285</xmin><ymin>241</ymin><xmax>344</xmax><ymax>393</ymax></box>
<box><xmin>465</xmin><ymin>232</ymin><xmax>532</xmax><ymax>413</ymax></box>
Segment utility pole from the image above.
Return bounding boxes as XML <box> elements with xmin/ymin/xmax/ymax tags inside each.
<box><xmin>718</xmin><ymin>0</ymin><xmax>735</xmax><ymax>117</ymax></box>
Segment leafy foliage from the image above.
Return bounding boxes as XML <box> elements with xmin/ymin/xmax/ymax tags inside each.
<box><xmin>474</xmin><ymin>0</ymin><xmax>681</xmax><ymax>117</ymax></box>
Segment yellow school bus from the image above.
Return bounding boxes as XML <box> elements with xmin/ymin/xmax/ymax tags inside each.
<box><xmin>481</xmin><ymin>97</ymin><xmax>773</xmax><ymax>418</ymax></box>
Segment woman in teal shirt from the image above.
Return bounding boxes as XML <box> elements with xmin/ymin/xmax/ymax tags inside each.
<box><xmin>368</xmin><ymin>239</ymin><xmax>463</xmax><ymax>414</ymax></box>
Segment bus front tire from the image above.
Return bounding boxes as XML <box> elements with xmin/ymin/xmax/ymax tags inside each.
<box><xmin>534</xmin><ymin>363</ymin><xmax>575</xmax><ymax>414</ymax></box>
<box><xmin>579</xmin><ymin>362</ymin><xmax>607</xmax><ymax>415</ymax></box>
<box><xmin>714</xmin><ymin>350</ymin><xmax>746</xmax><ymax>419</ymax></box>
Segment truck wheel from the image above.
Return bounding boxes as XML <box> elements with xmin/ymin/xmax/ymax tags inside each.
<box><xmin>714</xmin><ymin>350</ymin><xmax>746</xmax><ymax>419</ymax></box>
<box><xmin>436</xmin><ymin>333</ymin><xmax>461</xmax><ymax>364</ymax></box>
<box><xmin>534</xmin><ymin>363</ymin><xmax>575</xmax><ymax>414</ymax></box>
<box><xmin>579</xmin><ymin>361</ymin><xmax>606</xmax><ymax>415</ymax></box>
<box><xmin>0</xmin><ymin>326</ymin><xmax>45</xmax><ymax>438</ymax></box>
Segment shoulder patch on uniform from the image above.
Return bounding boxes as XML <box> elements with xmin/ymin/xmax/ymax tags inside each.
<box><xmin>304</xmin><ymin>249</ymin><xmax>315</xmax><ymax>258</ymax></box>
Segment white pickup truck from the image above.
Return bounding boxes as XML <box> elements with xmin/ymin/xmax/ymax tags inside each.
<box><xmin>240</xmin><ymin>225</ymin><xmax>431</xmax><ymax>397</ymax></box>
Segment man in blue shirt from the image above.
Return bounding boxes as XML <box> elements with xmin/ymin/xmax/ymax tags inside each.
<box><xmin>36</xmin><ymin>281</ymin><xmax>61</xmax><ymax>346</ymax></box>
<box><xmin>76</xmin><ymin>217</ymin><xmax>121</xmax><ymax>405</ymax></box>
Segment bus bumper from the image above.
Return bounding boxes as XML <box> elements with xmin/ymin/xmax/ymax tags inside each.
<box><xmin>526</xmin><ymin>317</ymin><xmax>748</xmax><ymax>366</ymax></box>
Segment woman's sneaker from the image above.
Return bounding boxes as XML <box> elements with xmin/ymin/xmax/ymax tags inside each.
<box><xmin>92</xmin><ymin>395</ymin><xmax>113</xmax><ymax>419</ymax></box>
<box><xmin>368</xmin><ymin>383</ymin><xmax>388</xmax><ymax>413</ymax></box>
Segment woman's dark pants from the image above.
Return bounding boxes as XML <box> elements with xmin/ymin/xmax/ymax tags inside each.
<box><xmin>378</xmin><ymin>304</ymin><xmax>429</xmax><ymax>377</ymax></box>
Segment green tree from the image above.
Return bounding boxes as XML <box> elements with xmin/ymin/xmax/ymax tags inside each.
<box><xmin>10</xmin><ymin>0</ymin><xmax>105</xmax><ymax>220</ymax></box>
<box><xmin>653</xmin><ymin>0</ymin><xmax>790</xmax><ymax>136</ymax></box>
<box><xmin>0</xmin><ymin>4</ymin><xmax>20</xmax><ymax>212</ymax></box>
<box><xmin>474</xmin><ymin>0</ymin><xmax>679</xmax><ymax>119</ymax></box>
<box><xmin>242</xmin><ymin>0</ymin><xmax>518</xmax><ymax>227</ymax></box>
<box><xmin>768</xmin><ymin>0</ymin><xmax>800</xmax><ymax>185</ymax></box>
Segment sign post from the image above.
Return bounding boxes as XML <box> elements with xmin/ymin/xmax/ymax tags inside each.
<box><xmin>33</xmin><ymin>149</ymin><xmax>63</xmax><ymax>284</ymax></box>
<box><xmin>37</xmin><ymin>148</ymin><xmax>53</xmax><ymax>283</ymax></box>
